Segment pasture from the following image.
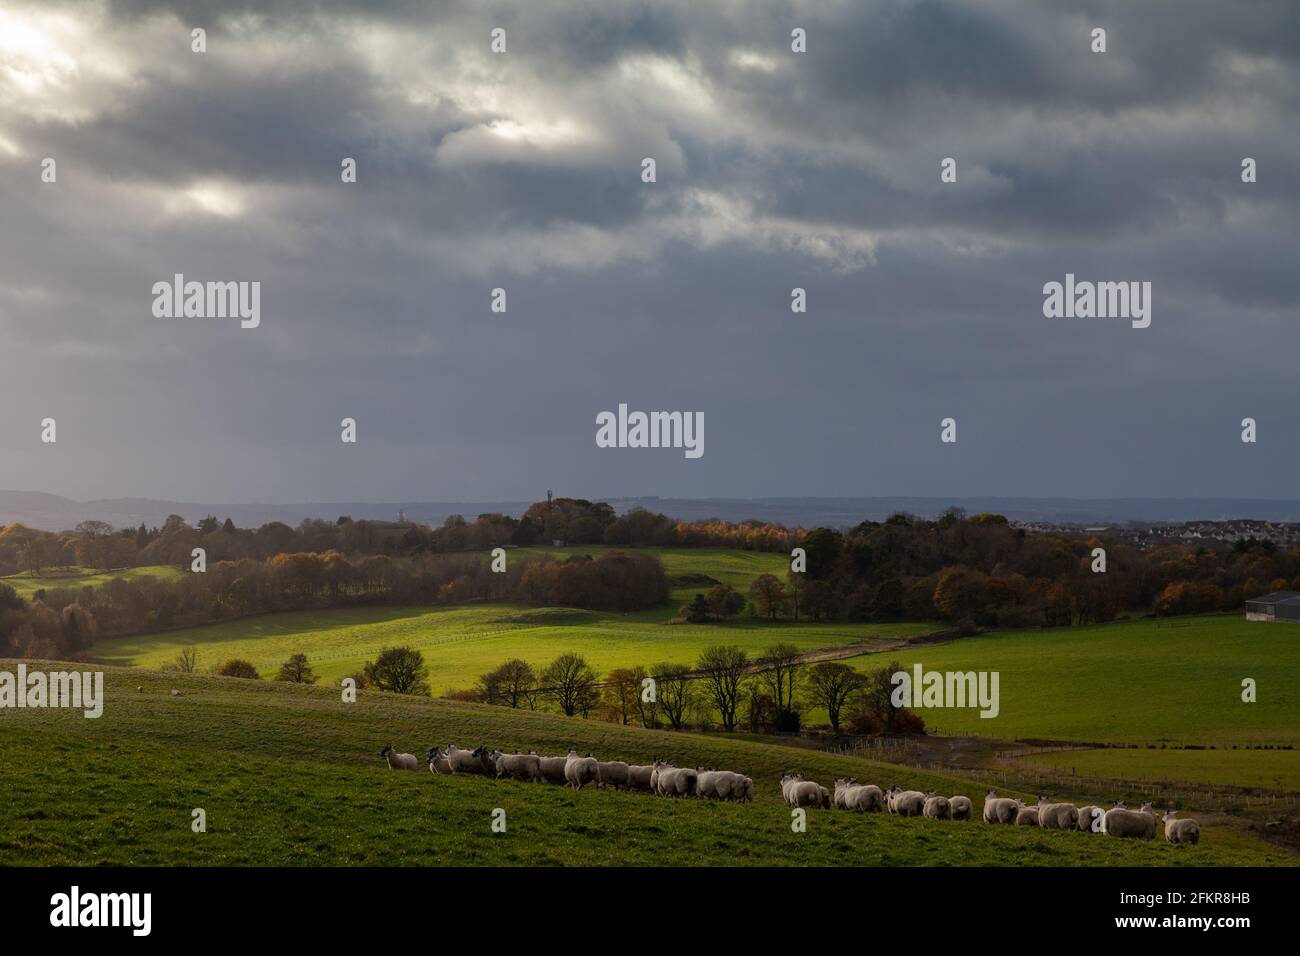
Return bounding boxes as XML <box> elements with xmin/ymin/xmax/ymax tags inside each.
<box><xmin>1023</xmin><ymin>747</ymin><xmax>1300</xmax><ymax>793</ymax></box>
<box><xmin>94</xmin><ymin>603</ymin><xmax>932</xmax><ymax>694</ymax></box>
<box><xmin>0</xmin><ymin>662</ymin><xmax>1287</xmax><ymax>867</ymax></box>
<box><xmin>1</xmin><ymin>564</ymin><xmax>183</xmax><ymax>598</ymax></box>
<box><xmin>842</xmin><ymin>615</ymin><xmax>1300</xmax><ymax>748</ymax></box>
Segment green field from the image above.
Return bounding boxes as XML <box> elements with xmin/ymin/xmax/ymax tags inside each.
<box><xmin>1</xmin><ymin>661</ymin><xmax>1286</xmax><ymax>867</ymax></box>
<box><xmin>843</xmin><ymin>615</ymin><xmax>1300</xmax><ymax>747</ymax></box>
<box><xmin>1</xmin><ymin>564</ymin><xmax>184</xmax><ymax>598</ymax></box>
<box><xmin>501</xmin><ymin>545</ymin><xmax>789</xmax><ymax>610</ymax></box>
<box><xmin>96</xmin><ymin>603</ymin><xmax>932</xmax><ymax>694</ymax></box>
<box><xmin>1024</xmin><ymin>747</ymin><xmax>1300</xmax><ymax>792</ymax></box>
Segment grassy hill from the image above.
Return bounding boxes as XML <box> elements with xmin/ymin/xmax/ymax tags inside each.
<box><xmin>1</xmin><ymin>661</ymin><xmax>1288</xmax><ymax>867</ymax></box>
<box><xmin>94</xmin><ymin>603</ymin><xmax>931</xmax><ymax>694</ymax></box>
<box><xmin>1</xmin><ymin>564</ymin><xmax>184</xmax><ymax>598</ymax></box>
<box><xmin>840</xmin><ymin>615</ymin><xmax>1300</xmax><ymax>747</ymax></box>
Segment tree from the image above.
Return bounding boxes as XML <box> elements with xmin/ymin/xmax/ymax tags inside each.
<box><xmin>478</xmin><ymin>658</ymin><xmax>535</xmax><ymax>708</ymax></box>
<box><xmin>217</xmin><ymin>659</ymin><xmax>260</xmax><ymax>679</ymax></box>
<box><xmin>696</xmin><ymin>645</ymin><xmax>748</xmax><ymax>731</ymax></box>
<box><xmin>275</xmin><ymin>653</ymin><xmax>318</xmax><ymax>684</ymax></box>
<box><xmin>933</xmin><ymin>567</ymin><xmax>986</xmax><ymax>623</ymax></box>
<box><xmin>60</xmin><ymin>603</ymin><xmax>97</xmax><ymax>653</ymax></box>
<box><xmin>757</xmin><ymin>642</ymin><xmax>803</xmax><ymax>713</ymax></box>
<box><xmin>807</xmin><ymin>662</ymin><xmax>863</xmax><ymax>734</ymax></box>
<box><xmin>685</xmin><ymin>593</ymin><xmax>710</xmax><ymax>623</ymax></box>
<box><xmin>364</xmin><ymin>646</ymin><xmax>429</xmax><ymax>695</ymax></box>
<box><xmin>598</xmin><ymin>667</ymin><xmax>640</xmax><ymax>725</ymax></box>
<box><xmin>173</xmin><ymin>646</ymin><xmax>199</xmax><ymax>673</ymax></box>
<box><xmin>652</xmin><ymin>662</ymin><xmax>695</xmax><ymax>730</ymax></box>
<box><xmin>749</xmin><ymin>573</ymin><xmax>788</xmax><ymax>620</ymax></box>
<box><xmin>629</xmin><ymin>664</ymin><xmax>659</xmax><ymax>728</ymax></box>
<box><xmin>540</xmin><ymin>652</ymin><xmax>598</xmax><ymax>717</ymax></box>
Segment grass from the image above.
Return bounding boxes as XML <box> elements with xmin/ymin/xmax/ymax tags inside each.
<box><xmin>1</xmin><ymin>660</ymin><xmax>1288</xmax><ymax>867</ymax></box>
<box><xmin>95</xmin><ymin>603</ymin><xmax>932</xmax><ymax>694</ymax></box>
<box><xmin>1</xmin><ymin>564</ymin><xmax>184</xmax><ymax>598</ymax></box>
<box><xmin>841</xmin><ymin>615</ymin><xmax>1300</xmax><ymax>747</ymax></box>
<box><xmin>1023</xmin><ymin>747</ymin><xmax>1300</xmax><ymax>792</ymax></box>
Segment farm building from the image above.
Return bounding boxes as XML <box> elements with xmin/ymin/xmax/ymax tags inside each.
<box><xmin>1245</xmin><ymin>591</ymin><xmax>1300</xmax><ymax>623</ymax></box>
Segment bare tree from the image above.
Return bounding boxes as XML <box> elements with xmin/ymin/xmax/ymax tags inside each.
<box><xmin>696</xmin><ymin>645</ymin><xmax>748</xmax><ymax>731</ymax></box>
<box><xmin>540</xmin><ymin>652</ymin><xmax>598</xmax><ymax>717</ymax></box>
<box><xmin>757</xmin><ymin>642</ymin><xmax>803</xmax><ymax>713</ymax></box>
<box><xmin>807</xmin><ymin>661</ymin><xmax>864</xmax><ymax>734</ymax></box>
<box><xmin>652</xmin><ymin>662</ymin><xmax>695</xmax><ymax>730</ymax></box>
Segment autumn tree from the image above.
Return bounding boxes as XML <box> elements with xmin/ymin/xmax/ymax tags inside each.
<box><xmin>749</xmin><ymin>573</ymin><xmax>788</xmax><ymax>620</ymax></box>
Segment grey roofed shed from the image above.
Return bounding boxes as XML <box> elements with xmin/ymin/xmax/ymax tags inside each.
<box><xmin>1245</xmin><ymin>591</ymin><xmax>1300</xmax><ymax>622</ymax></box>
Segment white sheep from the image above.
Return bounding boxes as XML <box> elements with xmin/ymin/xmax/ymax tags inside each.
<box><xmin>536</xmin><ymin>754</ymin><xmax>569</xmax><ymax>784</ymax></box>
<box><xmin>379</xmin><ymin>744</ymin><xmax>418</xmax><ymax>771</ymax></box>
<box><xmin>780</xmin><ymin>773</ymin><xmax>826</xmax><ymax>809</ymax></box>
<box><xmin>626</xmin><ymin>764</ymin><xmax>655</xmax><ymax>792</ymax></box>
<box><xmin>1014</xmin><ymin>802</ymin><xmax>1040</xmax><ymax>826</ymax></box>
<box><xmin>833</xmin><ymin>778</ymin><xmax>856</xmax><ymax>810</ymax></box>
<box><xmin>652</xmin><ymin>760</ymin><xmax>697</xmax><ymax>797</ymax></box>
<box><xmin>1102</xmin><ymin>802</ymin><xmax>1156</xmax><ymax>839</ymax></box>
<box><xmin>923</xmin><ymin>793</ymin><xmax>951</xmax><ymax>820</ymax></box>
<box><xmin>564</xmin><ymin>750</ymin><xmax>600</xmax><ymax>790</ymax></box>
<box><xmin>982</xmin><ymin>790</ymin><xmax>1020</xmax><ymax>824</ymax></box>
<box><xmin>1076</xmin><ymin>806</ymin><xmax>1104</xmax><ymax>832</ymax></box>
<box><xmin>490</xmin><ymin>750</ymin><xmax>544</xmax><ymax>782</ymax></box>
<box><xmin>1162</xmin><ymin>810</ymin><xmax>1201</xmax><ymax>845</ymax></box>
<box><xmin>949</xmin><ymin>795</ymin><xmax>973</xmax><ymax>820</ymax></box>
<box><xmin>445</xmin><ymin>744</ymin><xmax>493</xmax><ymax>775</ymax></box>
<box><xmin>1036</xmin><ymin>796</ymin><xmax>1080</xmax><ymax>830</ymax></box>
<box><xmin>425</xmin><ymin>746</ymin><xmax>451</xmax><ymax>774</ymax></box>
<box><xmin>885</xmin><ymin>787</ymin><xmax>926</xmax><ymax>817</ymax></box>
<box><xmin>597</xmin><ymin>760</ymin><xmax>630</xmax><ymax>790</ymax></box>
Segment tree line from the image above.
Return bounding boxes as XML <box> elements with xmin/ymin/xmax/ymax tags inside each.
<box><xmin>451</xmin><ymin>644</ymin><xmax>925</xmax><ymax>736</ymax></box>
<box><xmin>0</xmin><ymin>550</ymin><xmax>668</xmax><ymax>659</ymax></box>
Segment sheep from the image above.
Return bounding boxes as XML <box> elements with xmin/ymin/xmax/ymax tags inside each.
<box><xmin>564</xmin><ymin>750</ymin><xmax>600</xmax><ymax>790</ymax></box>
<box><xmin>136</xmin><ymin>686</ymin><xmax>143</xmax><ymax>693</ymax></box>
<box><xmin>923</xmin><ymin>793</ymin><xmax>951</xmax><ymax>820</ymax></box>
<box><xmin>833</xmin><ymin>778</ymin><xmax>856</xmax><ymax>810</ymax></box>
<box><xmin>1102</xmin><ymin>802</ymin><xmax>1156</xmax><ymax>840</ymax></box>
<box><xmin>170</xmin><ymin>689</ymin><xmax>182</xmax><ymax>697</ymax></box>
<box><xmin>1076</xmin><ymin>806</ymin><xmax>1104</xmax><ymax>832</ymax></box>
<box><xmin>1162</xmin><ymin>810</ymin><xmax>1201</xmax><ymax>845</ymax></box>
<box><xmin>885</xmin><ymin>787</ymin><xmax>927</xmax><ymax>817</ymax></box>
<box><xmin>626</xmin><ymin>764</ymin><xmax>655</xmax><ymax>792</ymax></box>
<box><xmin>536</xmin><ymin>754</ymin><xmax>569</xmax><ymax>785</ymax></box>
<box><xmin>1014</xmin><ymin>802</ymin><xmax>1040</xmax><ymax>826</ymax></box>
<box><xmin>425</xmin><ymin>746</ymin><xmax>452</xmax><ymax>774</ymax></box>
<box><xmin>379</xmin><ymin>744</ymin><xmax>419</xmax><ymax>771</ymax></box>
<box><xmin>445</xmin><ymin>744</ymin><xmax>493</xmax><ymax>775</ymax></box>
<box><xmin>652</xmin><ymin>760</ymin><xmax>697</xmax><ymax>797</ymax></box>
<box><xmin>597</xmin><ymin>760</ymin><xmax>630</xmax><ymax>790</ymax></box>
<box><xmin>1036</xmin><ymin>796</ymin><xmax>1080</xmax><ymax>830</ymax></box>
<box><xmin>780</xmin><ymin>773</ymin><xmax>826</xmax><ymax>809</ymax></box>
<box><xmin>949</xmin><ymin>795</ymin><xmax>973</xmax><ymax>820</ymax></box>
<box><xmin>489</xmin><ymin>750</ymin><xmax>544</xmax><ymax>783</ymax></box>
<box><xmin>853</xmin><ymin>784</ymin><xmax>885</xmax><ymax>812</ymax></box>
<box><xmin>982</xmin><ymin>790</ymin><xmax>1020</xmax><ymax>824</ymax></box>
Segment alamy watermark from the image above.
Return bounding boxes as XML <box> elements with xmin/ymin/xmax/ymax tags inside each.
<box><xmin>891</xmin><ymin>664</ymin><xmax>999</xmax><ymax>718</ymax></box>
<box><xmin>1042</xmin><ymin>274</ymin><xmax>1151</xmax><ymax>329</ymax></box>
<box><xmin>152</xmin><ymin>274</ymin><xmax>261</xmax><ymax>328</ymax></box>
<box><xmin>0</xmin><ymin>664</ymin><xmax>104</xmax><ymax>718</ymax></box>
<box><xmin>50</xmin><ymin>886</ymin><xmax>150</xmax><ymax>936</ymax></box>
<box><xmin>595</xmin><ymin>403</ymin><xmax>704</xmax><ymax>459</ymax></box>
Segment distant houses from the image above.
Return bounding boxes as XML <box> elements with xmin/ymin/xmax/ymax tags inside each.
<box><xmin>1245</xmin><ymin>591</ymin><xmax>1300</xmax><ymax>623</ymax></box>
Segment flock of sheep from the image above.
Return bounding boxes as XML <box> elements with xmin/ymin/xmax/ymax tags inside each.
<box><xmin>378</xmin><ymin>745</ymin><xmax>1200</xmax><ymax>845</ymax></box>
<box><xmin>380</xmin><ymin>743</ymin><xmax>755</xmax><ymax>799</ymax></box>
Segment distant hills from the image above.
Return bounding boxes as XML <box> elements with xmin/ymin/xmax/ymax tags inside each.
<box><xmin>6</xmin><ymin>491</ymin><xmax>1300</xmax><ymax>532</ymax></box>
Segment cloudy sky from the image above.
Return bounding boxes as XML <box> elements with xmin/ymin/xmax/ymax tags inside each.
<box><xmin>1</xmin><ymin>0</ymin><xmax>1297</xmax><ymax>504</ymax></box>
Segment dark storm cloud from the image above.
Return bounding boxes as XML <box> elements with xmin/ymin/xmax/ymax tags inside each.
<box><xmin>0</xmin><ymin>0</ymin><xmax>1297</xmax><ymax>504</ymax></box>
